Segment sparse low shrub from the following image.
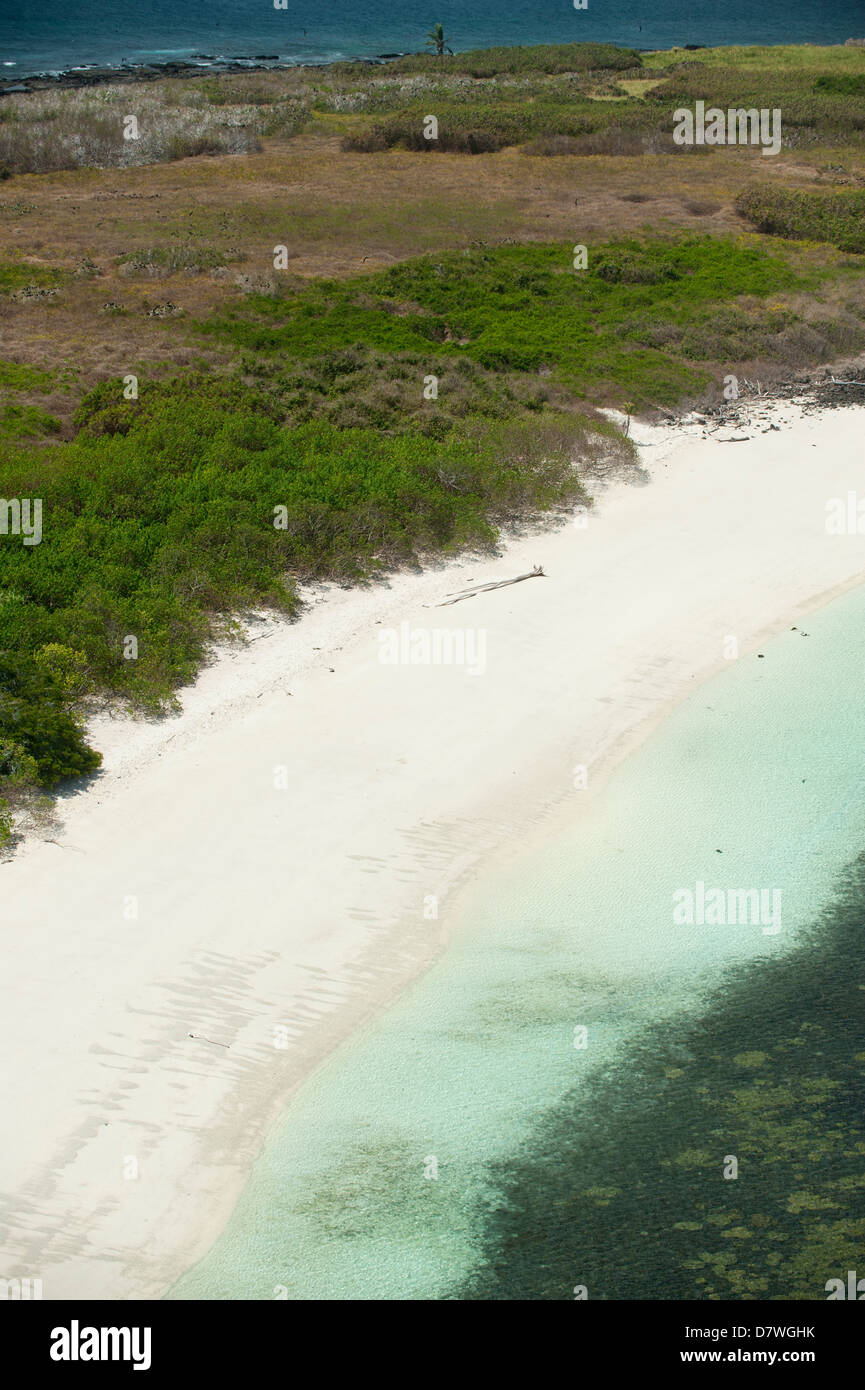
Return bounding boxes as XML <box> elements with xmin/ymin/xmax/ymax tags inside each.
<box><xmin>195</xmin><ymin>77</ymin><xmax>277</xmax><ymax>106</ymax></box>
<box><xmin>0</xmin><ymin>797</ymin><xmax>12</xmax><ymax>847</ymax></box>
<box><xmin>0</xmin><ymin>264</ymin><xmax>64</xmax><ymax>300</ymax></box>
<box><xmin>522</xmin><ymin>134</ymin><xmax>585</xmax><ymax>156</ymax></box>
<box><xmin>166</xmin><ymin>134</ymin><xmax>226</xmax><ymax>160</ymax></box>
<box><xmin>117</xmin><ymin>245</ymin><xmax>244</xmax><ymax>277</ymax></box>
<box><xmin>0</xmin><ymin>86</ymin><xmax>274</xmax><ymax>173</ymax></box>
<box><xmin>593</xmin><ymin>250</ymin><xmax>682</xmax><ymax>284</ymax></box>
<box><xmin>258</xmin><ymin>101</ymin><xmax>311</xmax><ymax>138</ymax></box>
<box><xmin>0</xmin><ymin>359</ymin><xmax>56</xmax><ymax>391</ymax></box>
<box><xmin>563</xmin><ymin>126</ymin><xmax>713</xmax><ymax>156</ymax></box>
<box><xmin>342</xmin><ymin>102</ymin><xmax>600</xmax><ymax>154</ymax></box>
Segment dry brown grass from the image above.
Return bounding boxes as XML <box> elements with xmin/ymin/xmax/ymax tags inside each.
<box><xmin>1</xmin><ymin>125</ymin><xmax>863</xmax><ymax>429</ymax></box>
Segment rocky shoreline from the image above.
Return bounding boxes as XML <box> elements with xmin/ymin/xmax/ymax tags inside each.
<box><xmin>652</xmin><ymin>361</ymin><xmax>865</xmax><ymax>441</ymax></box>
<box><xmin>0</xmin><ymin>54</ymin><xmax>412</xmax><ymax>98</ymax></box>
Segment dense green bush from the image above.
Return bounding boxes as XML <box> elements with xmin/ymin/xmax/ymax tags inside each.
<box><xmin>0</xmin><ymin>385</ymin><xmax>591</xmax><ymax>736</ymax></box>
<box><xmin>0</xmin><ymin>651</ymin><xmax>101</xmax><ymax>785</ymax></box>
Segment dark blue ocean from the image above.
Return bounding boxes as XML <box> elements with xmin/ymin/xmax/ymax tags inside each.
<box><xmin>1</xmin><ymin>0</ymin><xmax>864</xmax><ymax>80</ymax></box>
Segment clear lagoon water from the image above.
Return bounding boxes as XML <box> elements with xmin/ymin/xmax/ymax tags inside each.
<box><xmin>170</xmin><ymin>579</ymin><xmax>865</xmax><ymax>1300</ymax></box>
<box><xmin>2</xmin><ymin>0</ymin><xmax>864</xmax><ymax>79</ymax></box>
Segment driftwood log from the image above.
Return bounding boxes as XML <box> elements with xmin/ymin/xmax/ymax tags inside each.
<box><xmin>436</xmin><ymin>565</ymin><xmax>546</xmax><ymax>607</ymax></box>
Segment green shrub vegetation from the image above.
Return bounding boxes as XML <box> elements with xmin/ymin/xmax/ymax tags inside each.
<box><xmin>0</xmin><ymin>647</ymin><xmax>101</xmax><ymax>844</ymax></box>
<box><xmin>341</xmin><ymin>102</ymin><xmax>590</xmax><ymax>154</ymax></box>
<box><xmin>737</xmin><ymin>186</ymin><xmax>865</xmax><ymax>254</ymax></box>
<box><xmin>0</xmin><ymin>260</ymin><xmax>65</xmax><ymax>294</ymax></box>
<box><xmin>235</xmin><ymin>346</ymin><xmax>558</xmax><ymax>437</ymax></box>
<box><xmin>642</xmin><ymin>64</ymin><xmax>865</xmax><ymax>146</ymax></box>
<box><xmin>0</xmin><ymin>652</ymin><xmax>101</xmax><ymax>786</ymax></box>
<box><xmin>0</xmin><ymin>403</ymin><xmax>62</xmax><ymax>440</ymax></box>
<box><xmin>336</xmin><ymin>42</ymin><xmax>643</xmax><ymax>80</ymax></box>
<box><xmin>334</xmin><ymin>77</ymin><xmax>667</xmax><ymax>156</ymax></box>
<box><xmin>0</xmin><ymin>360</ymin><xmax>56</xmax><ymax>391</ymax></box>
<box><xmin>813</xmin><ymin>72</ymin><xmax>865</xmax><ymax>97</ymax></box>
<box><xmin>204</xmin><ymin>237</ymin><xmax>832</xmax><ymax>409</ymax></box>
<box><xmin>4</xmin><ymin>229</ymin><xmax>862</xmax><ymax>829</ymax></box>
<box><xmin>330</xmin><ymin>43</ymin><xmax>865</xmax><ymax>156</ymax></box>
<box><xmin>0</xmin><ymin>367</ymin><xmax>595</xmax><ymax>823</ymax></box>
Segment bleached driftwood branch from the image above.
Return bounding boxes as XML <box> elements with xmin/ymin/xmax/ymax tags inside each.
<box><xmin>437</xmin><ymin>565</ymin><xmax>546</xmax><ymax>607</ymax></box>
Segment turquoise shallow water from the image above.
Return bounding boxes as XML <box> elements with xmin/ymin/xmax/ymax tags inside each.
<box><xmin>171</xmin><ymin>580</ymin><xmax>865</xmax><ymax>1300</ymax></box>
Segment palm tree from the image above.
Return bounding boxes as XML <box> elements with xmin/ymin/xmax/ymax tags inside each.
<box><xmin>425</xmin><ymin>23</ymin><xmax>453</xmax><ymax>57</ymax></box>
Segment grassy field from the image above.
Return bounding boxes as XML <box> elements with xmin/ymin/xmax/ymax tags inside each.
<box><xmin>2</xmin><ymin>39</ymin><xmax>865</xmax><ymax>840</ymax></box>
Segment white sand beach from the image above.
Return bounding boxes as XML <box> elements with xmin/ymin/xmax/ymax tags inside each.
<box><xmin>2</xmin><ymin>396</ymin><xmax>865</xmax><ymax>1299</ymax></box>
